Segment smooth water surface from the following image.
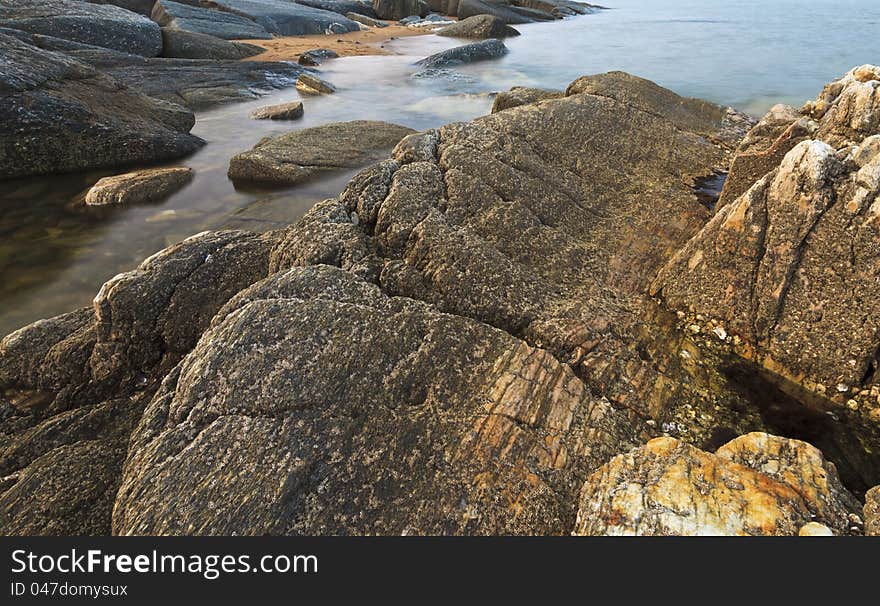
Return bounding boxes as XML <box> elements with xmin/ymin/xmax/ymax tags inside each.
<box><xmin>1</xmin><ymin>0</ymin><xmax>878</xmax><ymax>335</ymax></box>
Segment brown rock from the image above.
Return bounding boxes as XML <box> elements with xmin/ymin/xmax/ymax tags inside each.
<box><xmin>84</xmin><ymin>167</ymin><xmax>194</xmax><ymax>206</ymax></box>
<box><xmin>865</xmin><ymin>486</ymin><xmax>880</xmax><ymax>536</ymax></box>
<box><xmin>295</xmin><ymin>72</ymin><xmax>336</xmax><ymax>95</ymax></box>
<box><xmin>250</xmin><ymin>101</ymin><xmax>304</xmax><ymax>121</ymax></box>
<box><xmin>491</xmin><ymin>86</ymin><xmax>563</xmax><ymax>113</ymax></box>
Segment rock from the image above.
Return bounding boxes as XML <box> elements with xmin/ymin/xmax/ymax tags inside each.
<box><xmin>297</xmin><ymin>0</ymin><xmax>378</xmax><ymax>18</ymax></box>
<box><xmin>0</xmin><ymin>0</ymin><xmax>162</xmax><ymax>57</ymax></box>
<box><xmin>574</xmin><ymin>435</ymin><xmax>859</xmax><ymax>536</ymax></box>
<box><xmin>298</xmin><ymin>48</ymin><xmax>339</xmax><ymax>66</ymax></box>
<box><xmin>160</xmin><ymin>27</ymin><xmax>264</xmax><ymax>60</ymax></box>
<box><xmin>346</xmin><ymin>12</ymin><xmax>387</xmax><ymax>27</ymax></box>
<box><xmin>373</xmin><ymin>0</ymin><xmax>427</xmax><ymax>20</ymax></box>
<box><xmin>491</xmin><ymin>86</ymin><xmax>562</xmax><ymax>113</ymax></box>
<box><xmin>456</xmin><ymin>0</ymin><xmax>554</xmax><ymax>25</ymax></box>
<box><xmin>0</xmin><ymin>33</ymin><xmax>203</xmax><ymax>179</ymax></box>
<box><xmin>250</xmin><ymin>101</ymin><xmax>304</xmax><ymax>121</ymax></box>
<box><xmin>715</xmin><ymin>432</ymin><xmax>861</xmax><ymax>531</ymax></box>
<box><xmin>84</xmin><ymin>0</ymin><xmax>156</xmax><ymax>15</ymax></box>
<box><xmin>651</xmin><ymin>67</ymin><xmax>880</xmax><ymax>482</ymax></box>
<box><xmin>112</xmin><ymin>265</ymin><xmax>633</xmax><ymax>535</ymax></box>
<box><xmin>798</xmin><ymin>522</ymin><xmax>834</xmax><ymax>536</ymax></box>
<box><xmin>399</xmin><ymin>13</ymin><xmax>453</xmax><ymax>27</ymax></box>
<box><xmin>203</xmin><ymin>0</ymin><xmax>361</xmax><ymax>35</ymax></box>
<box><xmin>228</xmin><ymin>120</ymin><xmax>415</xmax><ymax>186</ymax></box>
<box><xmin>866</xmin><ymin>486</ymin><xmax>880</xmax><ymax>536</ymax></box>
<box><xmin>151</xmin><ymin>0</ymin><xmax>272</xmax><ymax>40</ymax></box>
<box><xmin>437</xmin><ymin>14</ymin><xmax>519</xmax><ymax>38</ymax></box>
<box><xmin>84</xmin><ymin>167</ymin><xmax>194</xmax><ymax>206</ymax></box>
<box><xmin>296</xmin><ymin>72</ymin><xmax>337</xmax><ymax>94</ymax></box>
<box><xmin>414</xmin><ymin>39</ymin><xmax>508</xmax><ymax>70</ymax></box>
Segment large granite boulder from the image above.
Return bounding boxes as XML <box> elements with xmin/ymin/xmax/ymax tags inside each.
<box><xmin>491</xmin><ymin>86</ymin><xmax>562</xmax><ymax>113</ymax></box>
<box><xmin>84</xmin><ymin>0</ymin><xmax>157</xmax><ymax>15</ymax></box>
<box><xmin>651</xmin><ymin>66</ymin><xmax>880</xmax><ymax>484</ymax></box>
<box><xmin>228</xmin><ymin>121</ymin><xmax>415</xmax><ymax>185</ymax></box>
<box><xmin>372</xmin><ymin>0</ymin><xmax>427</xmax><ymax>20</ymax></box>
<box><xmin>575</xmin><ymin>434</ymin><xmax>860</xmax><ymax>536</ymax></box>
<box><xmin>0</xmin><ymin>34</ymin><xmax>202</xmax><ymax>179</ymax></box>
<box><xmin>455</xmin><ymin>0</ymin><xmax>554</xmax><ymax>25</ymax></box>
<box><xmin>202</xmin><ymin>0</ymin><xmax>361</xmax><ymax>35</ymax></box>
<box><xmin>299</xmin><ymin>0</ymin><xmax>377</xmax><ymax>17</ymax></box>
<box><xmin>151</xmin><ymin>0</ymin><xmax>272</xmax><ymax>40</ymax></box>
<box><xmin>415</xmin><ymin>39</ymin><xmax>508</xmax><ymax>69</ymax></box>
<box><xmin>437</xmin><ymin>14</ymin><xmax>520</xmax><ymax>39</ymax></box>
<box><xmin>159</xmin><ymin>27</ymin><xmax>264</xmax><ymax>59</ymax></box>
<box><xmin>0</xmin><ymin>0</ymin><xmax>162</xmax><ymax>57</ymax></box>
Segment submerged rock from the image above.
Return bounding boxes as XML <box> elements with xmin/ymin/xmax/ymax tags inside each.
<box><xmin>296</xmin><ymin>72</ymin><xmax>337</xmax><ymax>94</ymax></box>
<box><xmin>228</xmin><ymin>120</ymin><xmax>414</xmax><ymax>185</ymax></box>
<box><xmin>151</xmin><ymin>0</ymin><xmax>272</xmax><ymax>40</ymax></box>
<box><xmin>415</xmin><ymin>38</ymin><xmax>508</xmax><ymax>69</ymax></box>
<box><xmin>84</xmin><ymin>167</ymin><xmax>194</xmax><ymax>206</ymax></box>
<box><xmin>437</xmin><ymin>14</ymin><xmax>520</xmax><ymax>38</ymax></box>
<box><xmin>250</xmin><ymin>101</ymin><xmax>305</xmax><ymax>121</ymax></box>
<box><xmin>575</xmin><ymin>435</ymin><xmax>860</xmax><ymax>536</ymax></box>
<box><xmin>0</xmin><ymin>0</ymin><xmax>162</xmax><ymax>57</ymax></box>
<box><xmin>0</xmin><ymin>33</ymin><xmax>203</xmax><ymax>179</ymax></box>
<box><xmin>159</xmin><ymin>28</ymin><xmax>265</xmax><ymax>60</ymax></box>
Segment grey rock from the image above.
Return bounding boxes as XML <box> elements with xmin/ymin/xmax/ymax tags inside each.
<box><xmin>228</xmin><ymin>120</ymin><xmax>415</xmax><ymax>185</ymax></box>
<box><xmin>83</xmin><ymin>0</ymin><xmax>157</xmax><ymax>15</ymax></box>
<box><xmin>373</xmin><ymin>0</ymin><xmax>427</xmax><ymax>20</ymax></box>
<box><xmin>250</xmin><ymin>100</ymin><xmax>304</xmax><ymax>120</ymax></box>
<box><xmin>0</xmin><ymin>0</ymin><xmax>162</xmax><ymax>57</ymax></box>
<box><xmin>345</xmin><ymin>12</ymin><xmax>387</xmax><ymax>27</ymax></box>
<box><xmin>297</xmin><ymin>0</ymin><xmax>378</xmax><ymax>18</ymax></box>
<box><xmin>414</xmin><ymin>38</ymin><xmax>508</xmax><ymax>70</ymax></box>
<box><xmin>437</xmin><ymin>14</ymin><xmax>520</xmax><ymax>38</ymax></box>
<box><xmin>456</xmin><ymin>0</ymin><xmax>553</xmax><ymax>25</ymax></box>
<box><xmin>298</xmin><ymin>48</ymin><xmax>339</xmax><ymax>66</ymax></box>
<box><xmin>160</xmin><ymin>27</ymin><xmax>264</xmax><ymax>59</ymax></box>
<box><xmin>152</xmin><ymin>0</ymin><xmax>272</xmax><ymax>40</ymax></box>
<box><xmin>0</xmin><ymin>33</ymin><xmax>203</xmax><ymax>179</ymax></box>
<box><xmin>204</xmin><ymin>0</ymin><xmax>361</xmax><ymax>35</ymax></box>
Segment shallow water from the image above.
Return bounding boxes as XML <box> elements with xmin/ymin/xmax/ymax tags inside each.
<box><xmin>1</xmin><ymin>0</ymin><xmax>878</xmax><ymax>335</ymax></box>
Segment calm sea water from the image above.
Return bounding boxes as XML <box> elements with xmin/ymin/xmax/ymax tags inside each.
<box><xmin>1</xmin><ymin>0</ymin><xmax>878</xmax><ymax>335</ymax></box>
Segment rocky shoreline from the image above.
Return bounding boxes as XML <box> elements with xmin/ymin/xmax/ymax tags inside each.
<box><xmin>1</xmin><ymin>1</ymin><xmax>879</xmax><ymax>536</ymax></box>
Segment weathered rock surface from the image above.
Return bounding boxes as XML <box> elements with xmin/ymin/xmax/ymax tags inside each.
<box><xmin>456</xmin><ymin>0</ymin><xmax>553</xmax><ymax>25</ymax></box>
<box><xmin>437</xmin><ymin>14</ymin><xmax>520</xmax><ymax>38</ymax></box>
<box><xmin>346</xmin><ymin>11</ymin><xmax>387</xmax><ymax>27</ymax></box>
<box><xmin>228</xmin><ymin>120</ymin><xmax>415</xmax><ymax>185</ymax></box>
<box><xmin>415</xmin><ymin>38</ymin><xmax>508</xmax><ymax>69</ymax></box>
<box><xmin>866</xmin><ymin>486</ymin><xmax>880</xmax><ymax>536</ymax></box>
<box><xmin>203</xmin><ymin>0</ymin><xmax>361</xmax><ymax>35</ymax></box>
<box><xmin>160</xmin><ymin>28</ymin><xmax>264</xmax><ymax>59</ymax></box>
<box><xmin>296</xmin><ymin>72</ymin><xmax>337</xmax><ymax>94</ymax></box>
<box><xmin>151</xmin><ymin>0</ymin><xmax>272</xmax><ymax>40</ymax></box>
<box><xmin>84</xmin><ymin>167</ymin><xmax>194</xmax><ymax>206</ymax></box>
<box><xmin>0</xmin><ymin>33</ymin><xmax>203</xmax><ymax>179</ymax></box>
<box><xmin>491</xmin><ymin>86</ymin><xmax>562</xmax><ymax>113</ymax></box>
<box><xmin>373</xmin><ymin>0</ymin><xmax>427</xmax><ymax>20</ymax></box>
<box><xmin>651</xmin><ymin>66</ymin><xmax>880</xmax><ymax>486</ymax></box>
<box><xmin>0</xmin><ymin>0</ymin><xmax>162</xmax><ymax>57</ymax></box>
<box><xmin>298</xmin><ymin>48</ymin><xmax>339</xmax><ymax>66</ymax></box>
<box><xmin>299</xmin><ymin>0</ymin><xmax>377</xmax><ymax>17</ymax></box>
<box><xmin>250</xmin><ymin>101</ymin><xmax>304</xmax><ymax>120</ymax></box>
<box><xmin>85</xmin><ymin>0</ymin><xmax>156</xmax><ymax>15</ymax></box>
<box><xmin>7</xmin><ymin>69</ymin><xmax>877</xmax><ymax>536</ymax></box>
<box><xmin>575</xmin><ymin>435</ymin><xmax>860</xmax><ymax>536</ymax></box>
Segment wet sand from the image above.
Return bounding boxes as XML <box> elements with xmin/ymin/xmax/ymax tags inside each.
<box><xmin>241</xmin><ymin>24</ymin><xmax>442</xmax><ymax>61</ymax></box>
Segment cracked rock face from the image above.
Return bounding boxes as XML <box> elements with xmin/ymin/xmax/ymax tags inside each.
<box><xmin>651</xmin><ymin>66</ymin><xmax>880</xmax><ymax>486</ymax></box>
<box><xmin>0</xmin><ymin>33</ymin><xmax>204</xmax><ymax>179</ymax></box>
<box><xmin>5</xmin><ymin>70</ymin><xmax>878</xmax><ymax>535</ymax></box>
<box><xmin>574</xmin><ymin>434</ymin><xmax>860</xmax><ymax>536</ymax></box>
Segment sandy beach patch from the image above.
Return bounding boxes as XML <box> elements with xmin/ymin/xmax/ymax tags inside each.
<box><xmin>241</xmin><ymin>24</ymin><xmax>439</xmax><ymax>61</ymax></box>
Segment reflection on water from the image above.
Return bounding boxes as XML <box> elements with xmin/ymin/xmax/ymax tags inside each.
<box><xmin>1</xmin><ymin>0</ymin><xmax>878</xmax><ymax>335</ymax></box>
